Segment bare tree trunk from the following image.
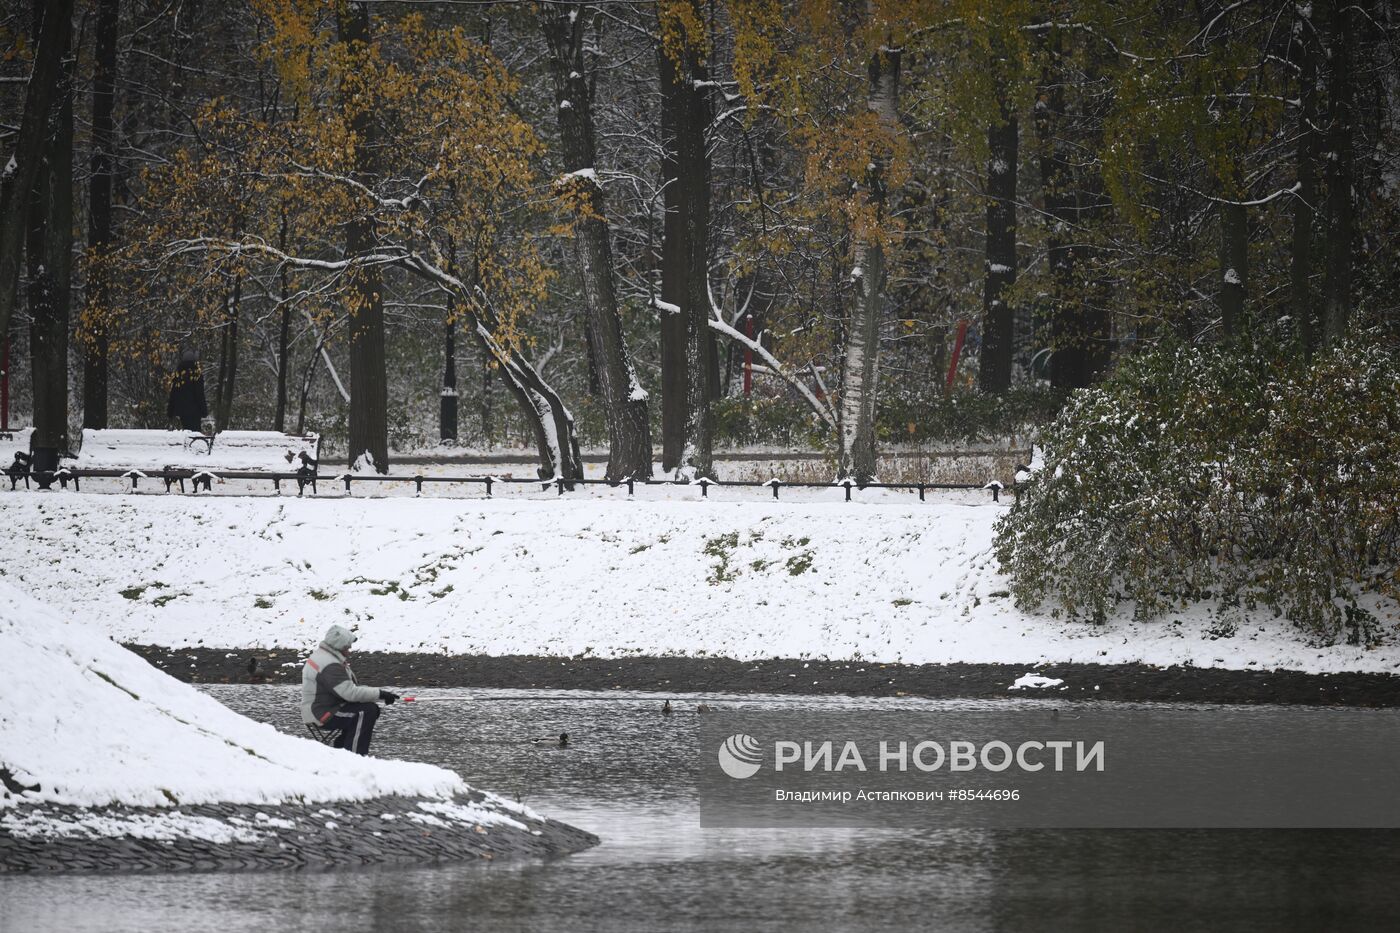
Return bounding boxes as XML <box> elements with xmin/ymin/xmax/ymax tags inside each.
<box><xmin>0</xmin><ymin>0</ymin><xmax>74</xmax><ymax>341</ymax></box>
<box><xmin>26</xmin><ymin>0</ymin><xmax>73</xmax><ymax>459</ymax></box>
<box><xmin>540</xmin><ymin>2</ymin><xmax>651</xmax><ymax>481</ymax></box>
<box><xmin>1290</xmin><ymin>7</ymin><xmax>1319</xmax><ymax>356</ymax></box>
<box><xmin>295</xmin><ymin>325</ymin><xmax>328</xmax><ymax>437</ymax></box>
<box><xmin>214</xmin><ymin>276</ymin><xmax>240</xmax><ymax>431</ymax></box>
<box><xmin>656</xmin><ymin>0</ymin><xmax>715</xmax><ymax>479</ymax></box>
<box><xmin>402</xmin><ymin>255</ymin><xmax>583</xmax><ymax>481</ymax></box>
<box><xmin>1037</xmin><ymin>26</ymin><xmax>1089</xmax><ymax>390</ymax></box>
<box><xmin>440</xmin><ymin>313</ymin><xmax>458</xmax><ymax>443</ymax></box>
<box><xmin>978</xmin><ymin>100</ymin><xmax>1017</xmax><ymax>393</ymax></box>
<box><xmin>1321</xmin><ymin>3</ymin><xmax>1354</xmax><ymax>348</ymax></box>
<box><xmin>274</xmin><ymin>213</ymin><xmax>290</xmax><ymax>431</ymax></box>
<box><xmin>481</xmin><ymin>348</ymin><xmax>493</xmax><ymax>445</ymax></box>
<box><xmin>838</xmin><ymin>43</ymin><xmax>901</xmax><ymax>484</ymax></box>
<box><xmin>582</xmin><ymin>318</ymin><xmax>600</xmax><ymax>397</ymax></box>
<box><xmin>338</xmin><ymin>1</ymin><xmax>389</xmax><ymax>472</ymax></box>
<box><xmin>658</xmin><ymin>12</ymin><xmax>690</xmax><ymax>472</ymax></box>
<box><xmin>82</xmin><ymin>0</ymin><xmax>117</xmax><ymax>429</ymax></box>
<box><xmin>1218</xmin><ymin>199</ymin><xmax>1247</xmax><ymax>337</ymax></box>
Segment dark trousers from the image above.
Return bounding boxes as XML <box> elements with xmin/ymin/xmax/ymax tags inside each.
<box><xmin>327</xmin><ymin>702</ymin><xmax>380</xmax><ymax>755</ymax></box>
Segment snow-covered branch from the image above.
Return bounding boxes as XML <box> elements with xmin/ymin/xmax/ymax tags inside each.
<box><xmin>706</xmin><ymin>300</ymin><xmax>837</xmax><ymax>432</ymax></box>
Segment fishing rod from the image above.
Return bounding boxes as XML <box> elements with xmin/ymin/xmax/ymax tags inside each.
<box><xmin>401</xmin><ymin>694</ymin><xmax>681</xmax><ymax>703</ymax></box>
<box><xmin>398</xmin><ymin>693</ymin><xmax>917</xmax><ymax>705</ymax></box>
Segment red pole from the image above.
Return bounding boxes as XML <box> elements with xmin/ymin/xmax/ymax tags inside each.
<box><xmin>1</xmin><ymin>336</ymin><xmax>9</xmax><ymax>431</ymax></box>
<box><xmin>945</xmin><ymin>320</ymin><xmax>968</xmax><ymax>392</ymax></box>
<box><xmin>742</xmin><ymin>314</ymin><xmax>754</xmax><ymax>397</ymax></box>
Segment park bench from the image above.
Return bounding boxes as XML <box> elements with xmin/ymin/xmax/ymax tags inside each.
<box><xmin>56</xmin><ymin>429</ymin><xmax>321</xmax><ymax>494</ymax></box>
<box><xmin>3</xmin><ymin>428</ymin><xmax>78</xmax><ymax>491</ymax></box>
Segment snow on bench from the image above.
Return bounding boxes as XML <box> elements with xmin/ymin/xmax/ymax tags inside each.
<box><xmin>63</xmin><ymin>429</ymin><xmax>320</xmax><ymax>493</ymax></box>
<box><xmin>3</xmin><ymin>428</ymin><xmax>78</xmax><ymax>491</ymax></box>
<box><xmin>0</xmin><ymin>425</ymin><xmax>32</xmax><ymax>447</ymax></box>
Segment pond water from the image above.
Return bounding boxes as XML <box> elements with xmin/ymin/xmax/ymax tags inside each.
<box><xmin>3</xmin><ymin>687</ymin><xmax>1398</xmax><ymax>933</ymax></box>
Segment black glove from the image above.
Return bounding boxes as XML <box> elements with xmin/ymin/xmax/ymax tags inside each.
<box><xmin>379</xmin><ymin>690</ymin><xmax>400</xmax><ymax>704</ymax></box>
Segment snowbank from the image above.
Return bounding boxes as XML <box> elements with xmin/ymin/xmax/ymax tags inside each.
<box><xmin>0</xmin><ymin>581</ymin><xmax>465</xmax><ymax>809</ymax></box>
<box><xmin>6</xmin><ymin>494</ymin><xmax>1398</xmax><ymax>674</ymax></box>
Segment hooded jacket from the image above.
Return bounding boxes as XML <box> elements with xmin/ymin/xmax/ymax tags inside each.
<box><xmin>167</xmin><ymin>361</ymin><xmax>209</xmax><ymax>429</ymax></box>
<box><xmin>301</xmin><ymin>625</ymin><xmax>381</xmax><ymax>725</ymax></box>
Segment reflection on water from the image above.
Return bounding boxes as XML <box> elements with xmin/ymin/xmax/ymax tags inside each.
<box><xmin>3</xmin><ymin>687</ymin><xmax>1397</xmax><ymax>933</ymax></box>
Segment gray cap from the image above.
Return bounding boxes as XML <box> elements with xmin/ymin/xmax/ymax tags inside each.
<box><xmin>323</xmin><ymin>624</ymin><xmax>356</xmax><ymax>651</ymax></box>
<box><xmin>179</xmin><ymin>348</ymin><xmax>199</xmax><ymax>365</ymax></box>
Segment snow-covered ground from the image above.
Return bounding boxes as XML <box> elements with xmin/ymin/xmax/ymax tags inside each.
<box><xmin>5</xmin><ymin>492</ymin><xmax>1397</xmax><ymax>674</ymax></box>
<box><xmin>0</xmin><ymin>580</ymin><xmax>471</xmax><ymax>811</ymax></box>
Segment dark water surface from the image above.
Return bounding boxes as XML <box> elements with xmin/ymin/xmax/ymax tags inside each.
<box><xmin>3</xmin><ymin>687</ymin><xmax>1397</xmax><ymax>933</ymax></box>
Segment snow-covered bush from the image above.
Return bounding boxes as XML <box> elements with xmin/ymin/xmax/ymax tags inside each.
<box><xmin>877</xmin><ymin>386</ymin><xmax>1064</xmax><ymax>445</ymax></box>
<box><xmin>995</xmin><ymin>340</ymin><xmax>1400</xmax><ymax>642</ymax></box>
<box><xmin>712</xmin><ymin>396</ymin><xmax>826</xmax><ymax>448</ymax></box>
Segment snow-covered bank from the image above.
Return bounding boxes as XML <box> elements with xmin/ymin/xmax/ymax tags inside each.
<box><xmin>6</xmin><ymin>494</ymin><xmax>1398</xmax><ymax>674</ymax></box>
<box><xmin>0</xmin><ymin>581</ymin><xmax>466</xmax><ymax>810</ymax></box>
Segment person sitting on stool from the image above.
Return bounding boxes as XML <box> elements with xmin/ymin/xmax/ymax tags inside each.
<box><xmin>301</xmin><ymin>624</ymin><xmax>398</xmax><ymax>755</ymax></box>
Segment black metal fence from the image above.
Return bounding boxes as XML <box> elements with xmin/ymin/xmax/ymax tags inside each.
<box><xmin>16</xmin><ymin>466</ymin><xmax>1014</xmax><ymax>502</ymax></box>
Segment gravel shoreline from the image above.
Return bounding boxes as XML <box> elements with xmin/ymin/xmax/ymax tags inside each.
<box><xmin>128</xmin><ymin>645</ymin><xmax>1400</xmax><ymax>707</ymax></box>
<box><xmin>0</xmin><ymin>791</ymin><xmax>597</xmax><ymax>874</ymax></box>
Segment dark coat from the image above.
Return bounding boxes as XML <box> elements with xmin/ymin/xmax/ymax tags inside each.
<box><xmin>167</xmin><ymin>363</ymin><xmax>209</xmax><ymax>432</ymax></box>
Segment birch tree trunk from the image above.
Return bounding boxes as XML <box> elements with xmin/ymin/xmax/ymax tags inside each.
<box><xmin>338</xmin><ymin>1</ymin><xmax>389</xmax><ymax>472</ymax></box>
<box><xmin>838</xmin><ymin>43</ymin><xmax>900</xmax><ymax>484</ymax></box>
<box><xmin>978</xmin><ymin>100</ymin><xmax>1017</xmax><ymax>393</ymax></box>
<box><xmin>540</xmin><ymin>2</ymin><xmax>652</xmax><ymax>482</ymax></box>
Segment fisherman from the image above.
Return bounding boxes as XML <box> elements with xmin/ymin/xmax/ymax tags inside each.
<box><xmin>301</xmin><ymin>624</ymin><xmax>399</xmax><ymax>755</ymax></box>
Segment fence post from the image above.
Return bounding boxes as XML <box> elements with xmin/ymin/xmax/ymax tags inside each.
<box><xmin>699</xmin><ymin>478</ymin><xmax>710</xmax><ymax>498</ymax></box>
<box><xmin>626</xmin><ymin>478</ymin><xmax>634</xmax><ymax>496</ymax></box>
<box><xmin>343</xmin><ymin>475</ymin><xmax>352</xmax><ymax>494</ymax></box>
<box><xmin>485</xmin><ymin>477</ymin><xmax>493</xmax><ymax>497</ymax></box>
<box><xmin>556</xmin><ymin>477</ymin><xmax>565</xmax><ymax>496</ymax></box>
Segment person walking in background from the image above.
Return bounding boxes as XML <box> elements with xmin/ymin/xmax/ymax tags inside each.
<box><xmin>301</xmin><ymin>624</ymin><xmax>399</xmax><ymax>755</ymax></box>
<box><xmin>167</xmin><ymin>348</ymin><xmax>208</xmax><ymax>432</ymax></box>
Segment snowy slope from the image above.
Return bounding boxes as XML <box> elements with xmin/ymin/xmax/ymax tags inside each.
<box><xmin>5</xmin><ymin>494</ymin><xmax>1398</xmax><ymax>674</ymax></box>
<box><xmin>0</xmin><ymin>581</ymin><xmax>465</xmax><ymax>809</ymax></box>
